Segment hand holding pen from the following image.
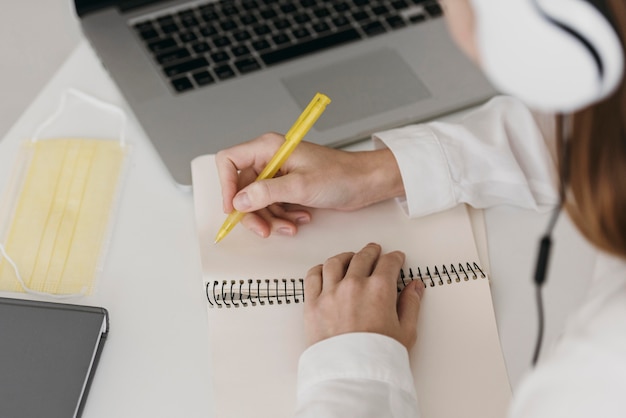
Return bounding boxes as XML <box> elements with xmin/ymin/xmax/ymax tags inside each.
<box><xmin>215</xmin><ymin>93</ymin><xmax>331</xmax><ymax>243</ymax></box>
<box><xmin>214</xmin><ymin>95</ymin><xmax>406</xmax><ymax>240</ymax></box>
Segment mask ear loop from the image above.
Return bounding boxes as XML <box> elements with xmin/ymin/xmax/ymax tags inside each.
<box><xmin>31</xmin><ymin>88</ymin><xmax>128</xmax><ymax>147</ymax></box>
<box><xmin>0</xmin><ymin>89</ymin><xmax>128</xmax><ymax>299</ymax></box>
<box><xmin>0</xmin><ymin>242</ymin><xmax>87</xmax><ymax>299</ymax></box>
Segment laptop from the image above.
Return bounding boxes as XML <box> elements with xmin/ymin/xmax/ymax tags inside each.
<box><xmin>74</xmin><ymin>0</ymin><xmax>496</xmax><ymax>185</ymax></box>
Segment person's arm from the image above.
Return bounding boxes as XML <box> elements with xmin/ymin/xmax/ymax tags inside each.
<box><xmin>294</xmin><ymin>243</ymin><xmax>424</xmax><ymax>418</ymax></box>
<box><xmin>374</xmin><ymin>95</ymin><xmax>559</xmax><ymax>218</ymax></box>
<box><xmin>215</xmin><ymin>95</ymin><xmax>558</xmax><ymax>237</ymax></box>
<box><xmin>295</xmin><ymin>333</ymin><xmax>419</xmax><ymax>418</ymax></box>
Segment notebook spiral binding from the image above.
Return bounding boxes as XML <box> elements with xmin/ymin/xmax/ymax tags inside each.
<box><xmin>206</xmin><ymin>262</ymin><xmax>486</xmax><ymax>308</ymax></box>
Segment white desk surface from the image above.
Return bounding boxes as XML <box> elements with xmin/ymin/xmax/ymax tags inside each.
<box><xmin>0</xmin><ymin>40</ymin><xmax>597</xmax><ymax>417</ymax></box>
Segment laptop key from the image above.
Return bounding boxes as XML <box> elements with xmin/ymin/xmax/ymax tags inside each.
<box><xmin>164</xmin><ymin>57</ymin><xmax>209</xmax><ymax>77</ymax></box>
<box><xmin>386</xmin><ymin>15</ymin><xmax>406</xmax><ymax>28</ymax></box>
<box><xmin>201</xmin><ymin>10</ymin><xmax>219</xmax><ymax>21</ymax></box>
<box><xmin>425</xmin><ymin>3</ymin><xmax>443</xmax><ymax>17</ymax></box>
<box><xmin>241</xmin><ymin>14</ymin><xmax>258</xmax><ymax>25</ymax></box>
<box><xmin>192</xmin><ymin>41</ymin><xmax>211</xmax><ymax>53</ymax></box>
<box><xmin>409</xmin><ymin>13</ymin><xmax>426</xmax><ymax>23</ymax></box>
<box><xmin>199</xmin><ymin>25</ymin><xmax>218</xmax><ymax>37</ymax></box>
<box><xmin>272</xmin><ymin>33</ymin><xmax>291</xmax><ymax>45</ymax></box>
<box><xmin>242</xmin><ymin>0</ymin><xmax>260</xmax><ymax>10</ymax></box>
<box><xmin>252</xmin><ymin>39</ymin><xmax>272</xmax><ymax>51</ymax></box>
<box><xmin>213</xmin><ymin>36</ymin><xmax>231</xmax><ymax>48</ymax></box>
<box><xmin>312</xmin><ymin>21</ymin><xmax>331</xmax><ymax>34</ymax></box>
<box><xmin>139</xmin><ymin>29</ymin><xmax>159</xmax><ymax>40</ymax></box>
<box><xmin>148</xmin><ymin>38</ymin><xmax>178</xmax><ymax>53</ymax></box>
<box><xmin>160</xmin><ymin>23</ymin><xmax>180</xmax><ymax>34</ymax></box>
<box><xmin>253</xmin><ymin>24</ymin><xmax>271</xmax><ymax>36</ymax></box>
<box><xmin>273</xmin><ymin>18</ymin><xmax>291</xmax><ymax>30</ymax></box>
<box><xmin>362</xmin><ymin>21</ymin><xmax>387</xmax><ymax>36</ymax></box>
<box><xmin>292</xmin><ymin>27</ymin><xmax>311</xmax><ymax>39</ymax></box>
<box><xmin>222</xmin><ymin>4</ymin><xmax>240</xmax><ymax>16</ymax></box>
<box><xmin>391</xmin><ymin>0</ymin><xmax>410</xmax><ymax>10</ymax></box>
<box><xmin>171</xmin><ymin>76</ymin><xmax>194</xmax><ymax>92</ymax></box>
<box><xmin>372</xmin><ymin>5</ymin><xmax>389</xmax><ymax>15</ymax></box>
<box><xmin>193</xmin><ymin>71</ymin><xmax>215</xmax><ymax>86</ymax></box>
<box><xmin>234</xmin><ymin>30</ymin><xmax>252</xmax><ymax>42</ymax></box>
<box><xmin>156</xmin><ymin>47</ymin><xmax>191</xmax><ymax>64</ymax></box>
<box><xmin>210</xmin><ymin>51</ymin><xmax>230</xmax><ymax>63</ymax></box>
<box><xmin>235</xmin><ymin>57</ymin><xmax>262</xmax><ymax>74</ymax></box>
<box><xmin>352</xmin><ymin>11</ymin><xmax>370</xmax><ymax>22</ymax></box>
<box><xmin>214</xmin><ymin>64</ymin><xmax>237</xmax><ymax>80</ymax></box>
<box><xmin>261</xmin><ymin>28</ymin><xmax>361</xmax><ymax>66</ymax></box>
<box><xmin>232</xmin><ymin>45</ymin><xmax>252</xmax><ymax>57</ymax></box>
<box><xmin>134</xmin><ymin>21</ymin><xmax>155</xmax><ymax>32</ymax></box>
<box><xmin>179</xmin><ymin>31</ymin><xmax>198</xmax><ymax>43</ymax></box>
<box><xmin>331</xmin><ymin>16</ymin><xmax>350</xmax><ymax>27</ymax></box>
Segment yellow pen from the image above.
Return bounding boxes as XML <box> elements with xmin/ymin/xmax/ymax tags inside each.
<box><xmin>214</xmin><ymin>92</ymin><xmax>331</xmax><ymax>243</ymax></box>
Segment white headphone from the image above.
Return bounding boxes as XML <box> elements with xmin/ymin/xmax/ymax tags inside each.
<box><xmin>469</xmin><ymin>0</ymin><xmax>624</xmax><ymax>112</ymax></box>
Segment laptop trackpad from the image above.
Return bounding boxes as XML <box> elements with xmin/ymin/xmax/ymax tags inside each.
<box><xmin>282</xmin><ymin>48</ymin><xmax>431</xmax><ymax>131</ymax></box>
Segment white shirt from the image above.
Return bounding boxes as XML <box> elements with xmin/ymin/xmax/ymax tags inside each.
<box><xmin>294</xmin><ymin>96</ymin><xmax>626</xmax><ymax>417</ymax></box>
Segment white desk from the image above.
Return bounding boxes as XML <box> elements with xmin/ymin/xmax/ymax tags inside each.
<box><xmin>0</xmin><ymin>41</ymin><xmax>597</xmax><ymax>417</ymax></box>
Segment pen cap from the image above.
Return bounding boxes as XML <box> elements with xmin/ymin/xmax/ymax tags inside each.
<box><xmin>284</xmin><ymin>93</ymin><xmax>331</xmax><ymax>140</ymax></box>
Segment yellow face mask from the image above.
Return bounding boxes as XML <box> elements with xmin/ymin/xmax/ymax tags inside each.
<box><xmin>0</xmin><ymin>90</ymin><xmax>128</xmax><ymax>296</ymax></box>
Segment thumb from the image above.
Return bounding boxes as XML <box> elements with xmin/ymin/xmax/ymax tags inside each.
<box><xmin>396</xmin><ymin>280</ymin><xmax>425</xmax><ymax>347</ymax></box>
<box><xmin>233</xmin><ymin>176</ymin><xmax>298</xmax><ymax>212</ymax></box>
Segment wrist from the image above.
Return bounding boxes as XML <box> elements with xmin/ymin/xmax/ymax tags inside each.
<box><xmin>357</xmin><ymin>148</ymin><xmax>406</xmax><ymax>205</ymax></box>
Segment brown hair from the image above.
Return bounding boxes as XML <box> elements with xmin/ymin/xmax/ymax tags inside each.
<box><xmin>563</xmin><ymin>0</ymin><xmax>626</xmax><ymax>258</ymax></box>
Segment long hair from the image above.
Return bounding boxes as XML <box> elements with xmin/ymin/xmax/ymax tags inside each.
<box><xmin>564</xmin><ymin>0</ymin><xmax>626</xmax><ymax>258</ymax></box>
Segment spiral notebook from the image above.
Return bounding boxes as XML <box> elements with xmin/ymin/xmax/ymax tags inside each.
<box><xmin>191</xmin><ymin>154</ymin><xmax>512</xmax><ymax>418</ymax></box>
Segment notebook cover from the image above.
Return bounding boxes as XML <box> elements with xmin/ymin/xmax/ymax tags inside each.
<box><xmin>0</xmin><ymin>297</ymin><xmax>108</xmax><ymax>418</ymax></box>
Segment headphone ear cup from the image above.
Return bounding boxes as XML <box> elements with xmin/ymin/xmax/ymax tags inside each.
<box><xmin>470</xmin><ymin>0</ymin><xmax>624</xmax><ymax>112</ymax></box>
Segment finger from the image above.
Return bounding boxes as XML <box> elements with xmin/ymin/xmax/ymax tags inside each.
<box><xmin>322</xmin><ymin>252</ymin><xmax>355</xmax><ymax>291</ymax></box>
<box><xmin>370</xmin><ymin>250</ymin><xmax>405</xmax><ymax>300</ymax></box>
<box><xmin>233</xmin><ymin>174</ymin><xmax>304</xmax><ymax>213</ymax></box>
<box><xmin>267</xmin><ymin>204</ymin><xmax>312</xmax><ymax>226</ymax></box>
<box><xmin>396</xmin><ymin>280</ymin><xmax>425</xmax><ymax>349</ymax></box>
<box><xmin>240</xmin><ymin>205</ymin><xmax>306</xmax><ymax>237</ymax></box>
<box><xmin>304</xmin><ymin>264</ymin><xmax>323</xmax><ymax>300</ymax></box>
<box><xmin>215</xmin><ymin>134</ymin><xmax>284</xmax><ymax>212</ymax></box>
<box><xmin>258</xmin><ymin>205</ymin><xmax>298</xmax><ymax>236</ymax></box>
<box><xmin>239</xmin><ymin>211</ymin><xmax>271</xmax><ymax>238</ymax></box>
<box><xmin>215</xmin><ymin>152</ymin><xmax>242</xmax><ymax>214</ymax></box>
<box><xmin>344</xmin><ymin>243</ymin><xmax>382</xmax><ymax>279</ymax></box>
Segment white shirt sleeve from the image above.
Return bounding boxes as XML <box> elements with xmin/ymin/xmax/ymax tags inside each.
<box><xmin>372</xmin><ymin>96</ymin><xmax>560</xmax><ymax>218</ymax></box>
<box><xmin>509</xmin><ymin>253</ymin><xmax>626</xmax><ymax>418</ymax></box>
<box><xmin>295</xmin><ymin>333</ymin><xmax>419</xmax><ymax>418</ymax></box>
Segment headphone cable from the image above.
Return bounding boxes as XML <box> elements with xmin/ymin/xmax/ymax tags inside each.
<box><xmin>531</xmin><ymin>114</ymin><xmax>569</xmax><ymax>367</ymax></box>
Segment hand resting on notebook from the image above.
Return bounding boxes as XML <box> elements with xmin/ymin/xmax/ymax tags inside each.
<box><xmin>215</xmin><ymin>133</ymin><xmax>405</xmax><ymax>238</ymax></box>
<box><xmin>303</xmin><ymin>243</ymin><xmax>425</xmax><ymax>350</ymax></box>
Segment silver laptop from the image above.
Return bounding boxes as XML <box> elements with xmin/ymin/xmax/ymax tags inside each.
<box><xmin>74</xmin><ymin>0</ymin><xmax>496</xmax><ymax>185</ymax></box>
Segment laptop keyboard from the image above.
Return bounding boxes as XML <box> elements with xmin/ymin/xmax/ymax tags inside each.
<box><xmin>132</xmin><ymin>0</ymin><xmax>443</xmax><ymax>94</ymax></box>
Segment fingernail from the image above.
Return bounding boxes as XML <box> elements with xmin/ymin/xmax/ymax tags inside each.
<box><xmin>251</xmin><ymin>227</ymin><xmax>265</xmax><ymax>238</ymax></box>
<box><xmin>295</xmin><ymin>216</ymin><xmax>310</xmax><ymax>225</ymax></box>
<box><xmin>277</xmin><ymin>227</ymin><xmax>294</xmax><ymax>236</ymax></box>
<box><xmin>233</xmin><ymin>192</ymin><xmax>251</xmax><ymax>211</ymax></box>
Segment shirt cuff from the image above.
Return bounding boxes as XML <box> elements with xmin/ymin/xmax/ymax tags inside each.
<box><xmin>297</xmin><ymin>332</ymin><xmax>417</xmax><ymax>398</ymax></box>
<box><xmin>373</xmin><ymin>126</ymin><xmax>456</xmax><ymax>218</ymax></box>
